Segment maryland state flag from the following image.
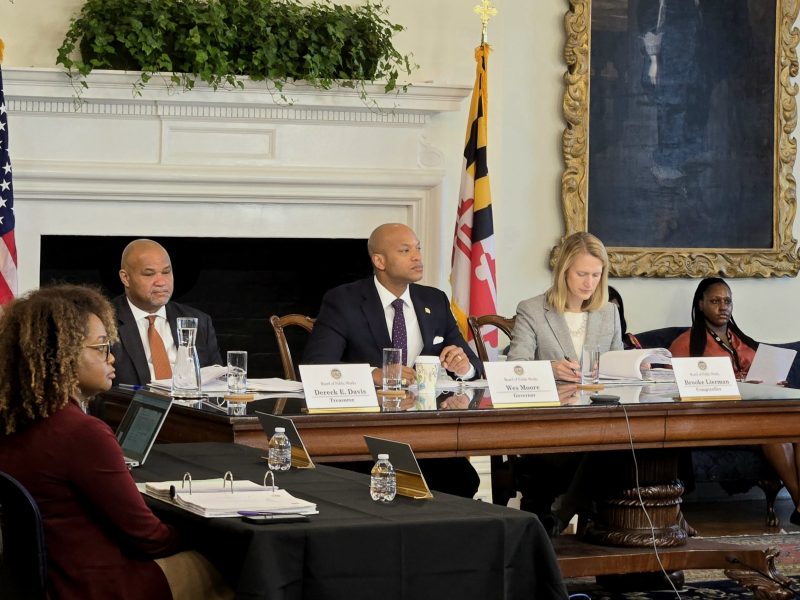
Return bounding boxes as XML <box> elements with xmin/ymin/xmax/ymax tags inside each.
<box><xmin>450</xmin><ymin>43</ymin><xmax>497</xmax><ymax>353</ymax></box>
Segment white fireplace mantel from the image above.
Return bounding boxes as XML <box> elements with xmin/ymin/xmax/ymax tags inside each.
<box><xmin>4</xmin><ymin>68</ymin><xmax>471</xmax><ymax>293</ymax></box>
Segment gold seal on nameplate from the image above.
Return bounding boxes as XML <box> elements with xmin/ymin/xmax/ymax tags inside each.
<box><xmin>513</xmin><ymin>365</ymin><xmax>525</xmax><ymax>376</ymax></box>
<box><xmin>331</xmin><ymin>368</ymin><xmax>342</xmax><ymax>380</ymax></box>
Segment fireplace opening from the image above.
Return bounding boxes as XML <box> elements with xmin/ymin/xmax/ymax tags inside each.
<box><xmin>40</xmin><ymin>235</ymin><xmax>373</xmax><ymax>377</ymax></box>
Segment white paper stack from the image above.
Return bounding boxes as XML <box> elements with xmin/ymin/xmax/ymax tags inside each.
<box><xmin>174</xmin><ymin>488</ymin><xmax>317</xmax><ymax>518</ymax></box>
<box><xmin>600</xmin><ymin>348</ymin><xmax>672</xmax><ymax>382</ymax></box>
<box><xmin>145</xmin><ymin>478</ymin><xmax>265</xmax><ymax>501</ymax></box>
<box><xmin>149</xmin><ymin>365</ymin><xmax>304</xmax><ymax>394</ymax></box>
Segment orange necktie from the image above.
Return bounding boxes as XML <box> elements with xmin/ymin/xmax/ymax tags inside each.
<box><xmin>147</xmin><ymin>315</ymin><xmax>172</xmax><ymax>379</ymax></box>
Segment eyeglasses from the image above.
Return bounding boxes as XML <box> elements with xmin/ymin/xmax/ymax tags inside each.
<box><xmin>706</xmin><ymin>297</ymin><xmax>733</xmax><ymax>307</ymax></box>
<box><xmin>84</xmin><ymin>342</ymin><xmax>112</xmax><ymax>362</ymax></box>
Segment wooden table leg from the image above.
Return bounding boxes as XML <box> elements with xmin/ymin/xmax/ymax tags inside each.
<box><xmin>582</xmin><ymin>449</ymin><xmax>688</xmax><ymax>547</ymax></box>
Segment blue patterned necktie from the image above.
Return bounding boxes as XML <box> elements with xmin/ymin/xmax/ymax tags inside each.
<box><xmin>391</xmin><ymin>298</ymin><xmax>408</xmax><ymax>366</ymax></box>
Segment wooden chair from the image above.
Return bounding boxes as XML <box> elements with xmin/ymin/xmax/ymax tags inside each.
<box><xmin>269</xmin><ymin>314</ymin><xmax>315</xmax><ymax>381</ymax></box>
<box><xmin>0</xmin><ymin>471</ymin><xmax>48</xmax><ymax>600</ymax></box>
<box><xmin>467</xmin><ymin>314</ymin><xmax>516</xmax><ymax>362</ymax></box>
<box><xmin>467</xmin><ymin>314</ymin><xmax>517</xmax><ymax>506</ymax></box>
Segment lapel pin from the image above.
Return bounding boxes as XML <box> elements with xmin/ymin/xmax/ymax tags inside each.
<box><xmin>424</xmin><ymin>307</ymin><xmax>431</xmax><ymax>314</ymax></box>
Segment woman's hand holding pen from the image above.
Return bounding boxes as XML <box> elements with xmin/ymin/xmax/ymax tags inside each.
<box><xmin>551</xmin><ymin>358</ymin><xmax>581</xmax><ymax>382</ymax></box>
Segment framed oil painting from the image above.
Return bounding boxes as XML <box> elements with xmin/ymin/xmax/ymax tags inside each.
<box><xmin>560</xmin><ymin>0</ymin><xmax>800</xmax><ymax>277</ymax></box>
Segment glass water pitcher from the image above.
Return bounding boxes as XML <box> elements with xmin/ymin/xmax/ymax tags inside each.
<box><xmin>171</xmin><ymin>317</ymin><xmax>201</xmax><ymax>397</ymax></box>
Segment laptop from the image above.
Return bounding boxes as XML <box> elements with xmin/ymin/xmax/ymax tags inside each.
<box><xmin>115</xmin><ymin>390</ymin><xmax>173</xmax><ymax>468</ymax></box>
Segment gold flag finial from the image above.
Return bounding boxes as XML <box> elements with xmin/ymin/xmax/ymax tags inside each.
<box><xmin>473</xmin><ymin>0</ymin><xmax>497</xmax><ymax>44</ymax></box>
<box><xmin>0</xmin><ymin>38</ymin><xmax>5</xmax><ymax>65</ymax></box>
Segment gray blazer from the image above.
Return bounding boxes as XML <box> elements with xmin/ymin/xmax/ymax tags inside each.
<box><xmin>507</xmin><ymin>293</ymin><xmax>623</xmax><ymax>362</ymax></box>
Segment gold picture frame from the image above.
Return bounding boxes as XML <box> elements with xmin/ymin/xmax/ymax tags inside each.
<box><xmin>560</xmin><ymin>0</ymin><xmax>800</xmax><ymax>277</ymax></box>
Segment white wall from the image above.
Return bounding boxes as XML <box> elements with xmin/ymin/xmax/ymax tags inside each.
<box><xmin>1</xmin><ymin>0</ymin><xmax>799</xmax><ymax>341</ymax></box>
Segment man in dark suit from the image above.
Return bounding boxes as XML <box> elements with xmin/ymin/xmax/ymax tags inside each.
<box><xmin>303</xmin><ymin>223</ymin><xmax>482</xmax><ymax>498</ymax></box>
<box><xmin>304</xmin><ymin>223</ymin><xmax>482</xmax><ymax>382</ymax></box>
<box><xmin>111</xmin><ymin>239</ymin><xmax>222</xmax><ymax>386</ymax></box>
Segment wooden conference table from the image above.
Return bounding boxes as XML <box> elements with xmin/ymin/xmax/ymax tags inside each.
<box><xmin>98</xmin><ymin>383</ymin><xmax>800</xmax><ymax>461</ymax></box>
<box><xmin>98</xmin><ymin>382</ymin><xmax>800</xmax><ymax>598</ymax></box>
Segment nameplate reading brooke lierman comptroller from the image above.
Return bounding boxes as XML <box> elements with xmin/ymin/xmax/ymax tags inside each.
<box><xmin>298</xmin><ymin>364</ymin><xmax>380</xmax><ymax>413</ymax></box>
<box><xmin>671</xmin><ymin>357</ymin><xmax>741</xmax><ymax>401</ymax></box>
<box><xmin>484</xmin><ymin>361</ymin><xmax>560</xmax><ymax>407</ymax></box>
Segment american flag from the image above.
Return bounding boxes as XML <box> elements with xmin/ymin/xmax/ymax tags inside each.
<box><xmin>450</xmin><ymin>43</ymin><xmax>497</xmax><ymax>355</ymax></box>
<box><xmin>0</xmin><ymin>65</ymin><xmax>17</xmax><ymax>305</ymax></box>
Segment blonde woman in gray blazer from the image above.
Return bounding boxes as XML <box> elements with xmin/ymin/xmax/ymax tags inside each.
<box><xmin>508</xmin><ymin>232</ymin><xmax>622</xmax><ymax>535</ymax></box>
<box><xmin>508</xmin><ymin>232</ymin><xmax>623</xmax><ymax>381</ymax></box>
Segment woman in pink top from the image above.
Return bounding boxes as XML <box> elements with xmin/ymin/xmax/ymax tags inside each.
<box><xmin>670</xmin><ymin>277</ymin><xmax>800</xmax><ymax>526</ymax></box>
<box><xmin>0</xmin><ymin>284</ymin><xmax>232</xmax><ymax>599</ymax></box>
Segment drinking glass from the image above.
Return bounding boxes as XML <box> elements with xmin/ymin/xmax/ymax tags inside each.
<box><xmin>382</xmin><ymin>348</ymin><xmax>403</xmax><ymax>391</ymax></box>
<box><xmin>227</xmin><ymin>350</ymin><xmax>248</xmax><ymax>394</ymax></box>
<box><xmin>581</xmin><ymin>345</ymin><xmax>601</xmax><ymax>385</ymax></box>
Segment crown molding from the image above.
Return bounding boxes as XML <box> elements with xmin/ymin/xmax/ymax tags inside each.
<box><xmin>3</xmin><ymin>67</ymin><xmax>472</xmax><ymax>124</ymax></box>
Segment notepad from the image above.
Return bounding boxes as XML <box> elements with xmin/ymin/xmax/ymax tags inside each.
<box><xmin>144</xmin><ymin>478</ymin><xmax>318</xmax><ymax>518</ymax></box>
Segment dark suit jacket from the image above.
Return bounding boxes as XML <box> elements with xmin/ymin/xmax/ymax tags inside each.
<box><xmin>302</xmin><ymin>278</ymin><xmax>482</xmax><ymax>378</ymax></box>
<box><xmin>111</xmin><ymin>295</ymin><xmax>222</xmax><ymax>386</ymax></box>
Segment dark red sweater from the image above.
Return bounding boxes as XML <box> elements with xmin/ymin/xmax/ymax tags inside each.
<box><xmin>0</xmin><ymin>401</ymin><xmax>179</xmax><ymax>600</ymax></box>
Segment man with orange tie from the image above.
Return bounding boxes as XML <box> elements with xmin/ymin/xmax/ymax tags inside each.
<box><xmin>111</xmin><ymin>239</ymin><xmax>222</xmax><ymax>386</ymax></box>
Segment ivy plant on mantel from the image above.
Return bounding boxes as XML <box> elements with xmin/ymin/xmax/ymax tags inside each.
<box><xmin>56</xmin><ymin>0</ymin><xmax>416</xmax><ymax>102</ymax></box>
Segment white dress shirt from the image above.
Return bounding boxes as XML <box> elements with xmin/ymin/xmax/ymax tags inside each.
<box><xmin>127</xmin><ymin>299</ymin><xmax>177</xmax><ymax>381</ymax></box>
<box><xmin>374</xmin><ymin>277</ymin><xmax>423</xmax><ymax>366</ymax></box>
<box><xmin>373</xmin><ymin>277</ymin><xmax>475</xmax><ymax>379</ymax></box>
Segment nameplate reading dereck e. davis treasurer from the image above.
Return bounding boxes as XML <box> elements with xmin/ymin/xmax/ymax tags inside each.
<box><xmin>672</xmin><ymin>357</ymin><xmax>741</xmax><ymax>401</ymax></box>
<box><xmin>484</xmin><ymin>361</ymin><xmax>560</xmax><ymax>407</ymax></box>
<box><xmin>298</xmin><ymin>364</ymin><xmax>380</xmax><ymax>413</ymax></box>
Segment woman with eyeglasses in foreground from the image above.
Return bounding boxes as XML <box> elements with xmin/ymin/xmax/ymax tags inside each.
<box><xmin>669</xmin><ymin>277</ymin><xmax>800</xmax><ymax>526</ymax></box>
<box><xmin>0</xmin><ymin>284</ymin><xmax>232</xmax><ymax>600</ymax></box>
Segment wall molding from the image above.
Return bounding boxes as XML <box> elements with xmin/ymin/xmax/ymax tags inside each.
<box><xmin>4</xmin><ymin>67</ymin><xmax>471</xmax><ymax>126</ymax></box>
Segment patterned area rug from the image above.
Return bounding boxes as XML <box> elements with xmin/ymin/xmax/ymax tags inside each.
<box><xmin>567</xmin><ymin>578</ymin><xmax>800</xmax><ymax>599</ymax></box>
<box><xmin>565</xmin><ymin>533</ymin><xmax>800</xmax><ymax>599</ymax></box>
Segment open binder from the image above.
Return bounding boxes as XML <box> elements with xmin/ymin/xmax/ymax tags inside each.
<box><xmin>144</xmin><ymin>471</ymin><xmax>318</xmax><ymax>518</ymax></box>
<box><xmin>599</xmin><ymin>348</ymin><xmax>673</xmax><ymax>381</ymax></box>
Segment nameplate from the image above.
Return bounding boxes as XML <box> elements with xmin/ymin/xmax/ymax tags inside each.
<box><xmin>672</xmin><ymin>357</ymin><xmax>741</xmax><ymax>401</ymax></box>
<box><xmin>484</xmin><ymin>361</ymin><xmax>559</xmax><ymax>407</ymax></box>
<box><xmin>298</xmin><ymin>364</ymin><xmax>379</xmax><ymax>413</ymax></box>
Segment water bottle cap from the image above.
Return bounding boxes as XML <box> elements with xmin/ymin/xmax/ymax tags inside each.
<box><xmin>377</xmin><ymin>453</ymin><xmax>389</xmax><ymax>460</ymax></box>
<box><xmin>275</xmin><ymin>427</ymin><xmax>285</xmax><ymax>433</ymax></box>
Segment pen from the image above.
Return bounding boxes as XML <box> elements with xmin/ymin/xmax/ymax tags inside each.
<box><xmin>118</xmin><ymin>383</ymin><xmax>143</xmax><ymax>391</ymax></box>
<box><xmin>564</xmin><ymin>356</ymin><xmax>578</xmax><ymax>375</ymax></box>
<box><xmin>237</xmin><ymin>511</ymin><xmax>305</xmax><ymax>517</ymax></box>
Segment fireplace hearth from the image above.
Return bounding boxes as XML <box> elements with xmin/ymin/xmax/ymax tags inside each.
<box><xmin>40</xmin><ymin>235</ymin><xmax>372</xmax><ymax>377</ymax></box>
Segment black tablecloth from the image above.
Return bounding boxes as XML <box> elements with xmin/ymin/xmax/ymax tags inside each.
<box><xmin>136</xmin><ymin>443</ymin><xmax>567</xmax><ymax>600</ymax></box>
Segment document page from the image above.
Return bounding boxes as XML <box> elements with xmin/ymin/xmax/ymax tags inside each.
<box><xmin>745</xmin><ymin>344</ymin><xmax>797</xmax><ymax>385</ymax></box>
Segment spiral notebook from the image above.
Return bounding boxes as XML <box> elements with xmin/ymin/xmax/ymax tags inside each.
<box><xmin>115</xmin><ymin>390</ymin><xmax>173</xmax><ymax>468</ymax></box>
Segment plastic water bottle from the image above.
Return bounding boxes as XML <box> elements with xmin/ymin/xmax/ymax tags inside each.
<box><xmin>268</xmin><ymin>427</ymin><xmax>292</xmax><ymax>471</ymax></box>
<box><xmin>370</xmin><ymin>453</ymin><xmax>396</xmax><ymax>502</ymax></box>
